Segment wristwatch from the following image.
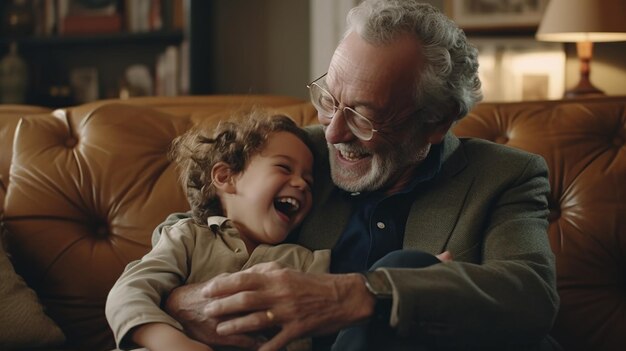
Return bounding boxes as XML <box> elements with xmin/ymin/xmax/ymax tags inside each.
<box><xmin>362</xmin><ymin>270</ymin><xmax>393</xmax><ymax>299</ymax></box>
<box><xmin>361</xmin><ymin>270</ymin><xmax>393</xmax><ymax>324</ymax></box>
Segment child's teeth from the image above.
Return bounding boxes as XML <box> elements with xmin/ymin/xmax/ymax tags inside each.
<box><xmin>277</xmin><ymin>197</ymin><xmax>300</xmax><ymax>211</ymax></box>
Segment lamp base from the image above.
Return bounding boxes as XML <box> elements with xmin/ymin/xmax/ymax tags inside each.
<box><xmin>564</xmin><ymin>81</ymin><xmax>605</xmax><ymax>98</ymax></box>
<box><xmin>564</xmin><ymin>41</ymin><xmax>605</xmax><ymax>99</ymax></box>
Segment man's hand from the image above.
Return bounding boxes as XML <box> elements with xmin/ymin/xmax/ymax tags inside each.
<box><xmin>165</xmin><ymin>282</ymin><xmax>263</xmax><ymax>349</ymax></box>
<box><xmin>201</xmin><ymin>262</ymin><xmax>376</xmax><ymax>351</ymax></box>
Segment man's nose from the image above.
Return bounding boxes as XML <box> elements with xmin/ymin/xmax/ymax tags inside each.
<box><xmin>323</xmin><ymin>109</ymin><xmax>356</xmax><ymax>144</ymax></box>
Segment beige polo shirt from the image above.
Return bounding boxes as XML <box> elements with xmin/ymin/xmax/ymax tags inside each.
<box><xmin>106</xmin><ymin>216</ymin><xmax>330</xmax><ymax>350</ymax></box>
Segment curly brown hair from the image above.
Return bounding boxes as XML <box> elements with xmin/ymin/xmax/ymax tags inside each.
<box><xmin>170</xmin><ymin>111</ymin><xmax>314</xmax><ymax>225</ymax></box>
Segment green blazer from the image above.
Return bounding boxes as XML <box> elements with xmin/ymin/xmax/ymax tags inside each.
<box><xmin>299</xmin><ymin>126</ymin><xmax>558</xmax><ymax>350</ymax></box>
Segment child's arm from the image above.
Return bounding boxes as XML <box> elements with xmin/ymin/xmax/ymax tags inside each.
<box><xmin>132</xmin><ymin>322</ymin><xmax>214</xmax><ymax>351</ymax></box>
<box><xmin>106</xmin><ymin>220</ymin><xmax>203</xmax><ymax>349</ymax></box>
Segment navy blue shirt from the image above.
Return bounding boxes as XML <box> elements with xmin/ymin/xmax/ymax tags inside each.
<box><xmin>330</xmin><ymin>143</ymin><xmax>444</xmax><ymax>273</ymax></box>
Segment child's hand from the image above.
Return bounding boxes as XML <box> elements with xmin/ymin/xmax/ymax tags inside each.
<box><xmin>436</xmin><ymin>251</ymin><xmax>453</xmax><ymax>262</ymax></box>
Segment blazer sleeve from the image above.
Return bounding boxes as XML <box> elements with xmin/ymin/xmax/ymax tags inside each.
<box><xmin>382</xmin><ymin>154</ymin><xmax>558</xmax><ymax>349</ymax></box>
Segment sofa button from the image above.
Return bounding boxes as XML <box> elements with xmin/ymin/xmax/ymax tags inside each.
<box><xmin>495</xmin><ymin>136</ymin><xmax>509</xmax><ymax>144</ymax></box>
<box><xmin>95</xmin><ymin>226</ymin><xmax>108</xmax><ymax>237</ymax></box>
<box><xmin>65</xmin><ymin>137</ymin><xmax>77</xmax><ymax>148</ymax></box>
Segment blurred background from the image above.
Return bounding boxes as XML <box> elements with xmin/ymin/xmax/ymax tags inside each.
<box><xmin>0</xmin><ymin>0</ymin><xmax>624</xmax><ymax>108</ymax></box>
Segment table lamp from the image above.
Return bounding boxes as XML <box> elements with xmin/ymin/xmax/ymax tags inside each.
<box><xmin>536</xmin><ymin>0</ymin><xmax>626</xmax><ymax>98</ymax></box>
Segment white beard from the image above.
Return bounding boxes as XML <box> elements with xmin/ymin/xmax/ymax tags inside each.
<box><xmin>329</xmin><ymin>138</ymin><xmax>431</xmax><ymax>192</ymax></box>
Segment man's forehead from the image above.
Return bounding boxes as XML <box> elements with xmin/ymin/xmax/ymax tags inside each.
<box><xmin>328</xmin><ymin>32</ymin><xmax>422</xmax><ymax>85</ymax></box>
<box><xmin>326</xmin><ymin>33</ymin><xmax>422</xmax><ymax>112</ymax></box>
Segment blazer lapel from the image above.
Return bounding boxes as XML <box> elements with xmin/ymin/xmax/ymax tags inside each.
<box><xmin>298</xmin><ymin>186</ymin><xmax>351</xmax><ymax>250</ymax></box>
<box><xmin>403</xmin><ymin>133</ymin><xmax>474</xmax><ymax>254</ymax></box>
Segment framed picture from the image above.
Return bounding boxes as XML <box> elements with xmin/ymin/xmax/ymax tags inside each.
<box><xmin>445</xmin><ymin>0</ymin><xmax>548</xmax><ymax>33</ymax></box>
<box><xmin>473</xmin><ymin>38</ymin><xmax>565</xmax><ymax>102</ymax></box>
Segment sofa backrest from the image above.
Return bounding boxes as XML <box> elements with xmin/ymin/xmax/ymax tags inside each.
<box><xmin>453</xmin><ymin>96</ymin><xmax>626</xmax><ymax>351</ymax></box>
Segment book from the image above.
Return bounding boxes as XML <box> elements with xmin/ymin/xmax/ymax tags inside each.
<box><xmin>59</xmin><ymin>14</ymin><xmax>122</xmax><ymax>35</ymax></box>
<box><xmin>57</xmin><ymin>0</ymin><xmax>122</xmax><ymax>35</ymax></box>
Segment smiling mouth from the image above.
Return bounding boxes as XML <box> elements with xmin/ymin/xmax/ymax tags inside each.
<box><xmin>274</xmin><ymin>196</ymin><xmax>300</xmax><ymax>220</ymax></box>
<box><xmin>336</xmin><ymin>147</ymin><xmax>369</xmax><ymax>162</ymax></box>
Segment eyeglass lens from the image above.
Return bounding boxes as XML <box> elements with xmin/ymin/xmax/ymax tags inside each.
<box><xmin>309</xmin><ymin>83</ymin><xmax>375</xmax><ymax>140</ymax></box>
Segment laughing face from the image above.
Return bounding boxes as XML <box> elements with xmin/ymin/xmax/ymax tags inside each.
<box><xmin>219</xmin><ymin>131</ymin><xmax>314</xmax><ymax>250</ymax></box>
<box><xmin>320</xmin><ymin>32</ymin><xmax>448</xmax><ymax>194</ymax></box>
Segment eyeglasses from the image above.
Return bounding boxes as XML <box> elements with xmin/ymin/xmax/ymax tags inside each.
<box><xmin>306</xmin><ymin>73</ymin><xmax>379</xmax><ymax>141</ymax></box>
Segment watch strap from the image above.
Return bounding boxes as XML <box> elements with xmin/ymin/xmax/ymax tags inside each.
<box><xmin>361</xmin><ymin>270</ymin><xmax>393</xmax><ymax>325</ymax></box>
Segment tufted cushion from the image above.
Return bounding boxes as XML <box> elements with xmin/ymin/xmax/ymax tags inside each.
<box><xmin>3</xmin><ymin>104</ymin><xmax>191</xmax><ymax>349</ymax></box>
<box><xmin>453</xmin><ymin>97</ymin><xmax>626</xmax><ymax>351</ymax></box>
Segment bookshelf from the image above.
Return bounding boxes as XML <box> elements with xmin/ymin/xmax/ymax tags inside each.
<box><xmin>0</xmin><ymin>0</ymin><xmax>210</xmax><ymax>108</ymax></box>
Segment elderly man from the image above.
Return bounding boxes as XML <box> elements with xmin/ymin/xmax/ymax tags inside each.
<box><xmin>158</xmin><ymin>1</ymin><xmax>559</xmax><ymax>350</ymax></box>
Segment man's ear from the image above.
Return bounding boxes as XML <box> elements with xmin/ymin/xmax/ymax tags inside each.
<box><xmin>427</xmin><ymin>120</ymin><xmax>453</xmax><ymax>145</ymax></box>
<box><xmin>211</xmin><ymin>162</ymin><xmax>236</xmax><ymax>194</ymax></box>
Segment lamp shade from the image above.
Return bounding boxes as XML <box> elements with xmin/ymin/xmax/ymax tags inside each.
<box><xmin>536</xmin><ymin>0</ymin><xmax>626</xmax><ymax>42</ymax></box>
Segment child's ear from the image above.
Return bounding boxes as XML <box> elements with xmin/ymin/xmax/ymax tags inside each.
<box><xmin>211</xmin><ymin>162</ymin><xmax>237</xmax><ymax>194</ymax></box>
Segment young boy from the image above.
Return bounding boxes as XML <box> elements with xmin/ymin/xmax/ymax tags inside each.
<box><xmin>106</xmin><ymin>113</ymin><xmax>329</xmax><ymax>351</ymax></box>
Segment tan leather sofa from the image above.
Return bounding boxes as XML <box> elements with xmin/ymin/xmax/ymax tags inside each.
<box><xmin>0</xmin><ymin>95</ymin><xmax>624</xmax><ymax>351</ymax></box>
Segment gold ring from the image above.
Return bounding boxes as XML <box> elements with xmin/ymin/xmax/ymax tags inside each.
<box><xmin>265</xmin><ymin>310</ymin><xmax>275</xmax><ymax>322</ymax></box>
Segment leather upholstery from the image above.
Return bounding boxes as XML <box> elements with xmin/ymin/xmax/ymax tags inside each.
<box><xmin>453</xmin><ymin>97</ymin><xmax>626</xmax><ymax>351</ymax></box>
<box><xmin>0</xmin><ymin>95</ymin><xmax>623</xmax><ymax>351</ymax></box>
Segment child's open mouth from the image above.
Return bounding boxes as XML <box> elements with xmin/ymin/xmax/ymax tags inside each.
<box><xmin>274</xmin><ymin>196</ymin><xmax>301</xmax><ymax>220</ymax></box>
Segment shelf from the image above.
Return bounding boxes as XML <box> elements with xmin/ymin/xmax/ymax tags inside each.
<box><xmin>1</xmin><ymin>31</ymin><xmax>185</xmax><ymax>49</ymax></box>
<box><xmin>0</xmin><ymin>0</ymin><xmax>208</xmax><ymax>107</ymax></box>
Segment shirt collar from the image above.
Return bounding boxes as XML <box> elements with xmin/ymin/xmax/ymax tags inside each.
<box><xmin>206</xmin><ymin>216</ymin><xmax>230</xmax><ymax>229</ymax></box>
